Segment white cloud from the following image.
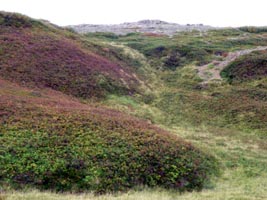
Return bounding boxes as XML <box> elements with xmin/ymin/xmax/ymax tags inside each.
<box><xmin>1</xmin><ymin>0</ymin><xmax>267</xmax><ymax>27</ymax></box>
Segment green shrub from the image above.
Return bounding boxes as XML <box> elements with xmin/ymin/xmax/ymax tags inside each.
<box><xmin>221</xmin><ymin>50</ymin><xmax>267</xmax><ymax>82</ymax></box>
<box><xmin>164</xmin><ymin>52</ymin><xmax>182</xmax><ymax>70</ymax></box>
<box><xmin>85</xmin><ymin>32</ymin><xmax>119</xmax><ymax>40</ymax></box>
<box><xmin>0</xmin><ymin>12</ymin><xmax>39</xmax><ymax>28</ymax></box>
<box><xmin>0</xmin><ymin>109</ymin><xmax>218</xmax><ymax>193</ymax></box>
<box><xmin>239</xmin><ymin>26</ymin><xmax>267</xmax><ymax>33</ymax></box>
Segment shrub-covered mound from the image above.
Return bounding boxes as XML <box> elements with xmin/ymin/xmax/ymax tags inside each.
<box><xmin>0</xmin><ymin>12</ymin><xmax>140</xmax><ymax>98</ymax></box>
<box><xmin>221</xmin><ymin>50</ymin><xmax>267</xmax><ymax>82</ymax></box>
<box><xmin>0</xmin><ymin>79</ymin><xmax>218</xmax><ymax>193</ymax></box>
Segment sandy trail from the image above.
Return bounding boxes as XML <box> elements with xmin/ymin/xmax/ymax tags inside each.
<box><xmin>197</xmin><ymin>46</ymin><xmax>267</xmax><ymax>83</ymax></box>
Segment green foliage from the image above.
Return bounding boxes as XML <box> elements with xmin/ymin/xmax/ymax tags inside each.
<box><xmin>3</xmin><ymin>12</ymin><xmax>267</xmax><ymax>197</ymax></box>
<box><xmin>106</xmin><ymin>95</ymin><xmax>139</xmax><ymax>108</ymax></box>
<box><xmin>0</xmin><ymin>70</ymin><xmax>218</xmax><ymax>194</ymax></box>
<box><xmin>85</xmin><ymin>32</ymin><xmax>119</xmax><ymax>40</ymax></box>
<box><xmin>221</xmin><ymin>50</ymin><xmax>267</xmax><ymax>82</ymax></box>
<box><xmin>239</xmin><ymin>26</ymin><xmax>267</xmax><ymax>33</ymax></box>
<box><xmin>0</xmin><ymin>112</ymin><xmax>218</xmax><ymax>193</ymax></box>
<box><xmin>0</xmin><ymin>14</ymin><xmax>141</xmax><ymax>99</ymax></box>
<box><xmin>85</xmin><ymin>29</ymin><xmax>267</xmax><ymax>71</ymax></box>
<box><xmin>143</xmin><ymin>62</ymin><xmax>267</xmax><ymax>134</ymax></box>
<box><xmin>96</xmin><ymin>74</ymin><xmax>128</xmax><ymax>95</ymax></box>
<box><xmin>140</xmin><ymin>92</ymin><xmax>156</xmax><ymax>104</ymax></box>
<box><xmin>0</xmin><ymin>12</ymin><xmax>43</xmax><ymax>28</ymax></box>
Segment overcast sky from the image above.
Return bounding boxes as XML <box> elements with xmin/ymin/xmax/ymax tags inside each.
<box><xmin>1</xmin><ymin>0</ymin><xmax>267</xmax><ymax>27</ymax></box>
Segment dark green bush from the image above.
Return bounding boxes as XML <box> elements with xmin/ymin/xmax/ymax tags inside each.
<box><xmin>85</xmin><ymin>32</ymin><xmax>119</xmax><ymax>40</ymax></box>
<box><xmin>239</xmin><ymin>26</ymin><xmax>267</xmax><ymax>33</ymax></box>
<box><xmin>164</xmin><ymin>52</ymin><xmax>182</xmax><ymax>70</ymax></box>
<box><xmin>221</xmin><ymin>50</ymin><xmax>267</xmax><ymax>82</ymax></box>
<box><xmin>0</xmin><ymin>12</ymin><xmax>37</xmax><ymax>28</ymax></box>
<box><xmin>0</xmin><ymin>110</ymin><xmax>219</xmax><ymax>193</ymax></box>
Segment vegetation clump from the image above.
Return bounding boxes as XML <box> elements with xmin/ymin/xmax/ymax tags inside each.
<box><xmin>239</xmin><ymin>26</ymin><xmax>267</xmax><ymax>33</ymax></box>
<box><xmin>221</xmin><ymin>50</ymin><xmax>267</xmax><ymax>82</ymax></box>
<box><xmin>0</xmin><ymin>13</ymin><xmax>141</xmax><ymax>99</ymax></box>
<box><xmin>6</xmin><ymin>11</ymin><xmax>267</xmax><ymax>197</ymax></box>
<box><xmin>0</xmin><ymin>81</ymin><xmax>218</xmax><ymax>193</ymax></box>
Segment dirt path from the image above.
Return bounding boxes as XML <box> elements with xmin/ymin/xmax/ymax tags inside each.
<box><xmin>197</xmin><ymin>46</ymin><xmax>267</xmax><ymax>83</ymax></box>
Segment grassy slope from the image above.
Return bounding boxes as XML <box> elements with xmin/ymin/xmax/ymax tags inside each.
<box><xmin>86</xmin><ymin>29</ymin><xmax>267</xmax><ymax>70</ymax></box>
<box><xmin>0</xmin><ymin>77</ymin><xmax>217</xmax><ymax>193</ymax></box>
<box><xmin>0</xmin><ymin>12</ymin><xmax>145</xmax><ymax>99</ymax></box>
<box><xmin>93</xmin><ymin>29</ymin><xmax>267</xmax><ymax>135</ymax></box>
<box><xmin>221</xmin><ymin>50</ymin><xmax>267</xmax><ymax>82</ymax></box>
<box><xmin>0</xmin><ymin>12</ymin><xmax>218</xmax><ymax>194</ymax></box>
<box><xmin>3</xmin><ymin>125</ymin><xmax>267</xmax><ymax>200</ymax></box>
<box><xmin>73</xmin><ymin>29</ymin><xmax>267</xmax><ymax>199</ymax></box>
<box><xmin>1</xmin><ymin>13</ymin><xmax>267</xmax><ymax>199</ymax></box>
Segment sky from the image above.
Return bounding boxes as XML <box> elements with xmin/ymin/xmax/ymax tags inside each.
<box><xmin>1</xmin><ymin>0</ymin><xmax>267</xmax><ymax>27</ymax></box>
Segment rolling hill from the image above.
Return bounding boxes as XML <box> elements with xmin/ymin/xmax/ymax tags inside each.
<box><xmin>68</xmin><ymin>20</ymin><xmax>215</xmax><ymax>35</ymax></box>
<box><xmin>0</xmin><ymin>12</ymin><xmax>144</xmax><ymax>99</ymax></box>
<box><xmin>1</xmin><ymin>11</ymin><xmax>267</xmax><ymax>200</ymax></box>
<box><xmin>0</xmin><ymin>12</ymin><xmax>218</xmax><ymax>194</ymax></box>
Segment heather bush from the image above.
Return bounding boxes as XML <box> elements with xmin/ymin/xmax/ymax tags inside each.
<box><xmin>0</xmin><ymin>13</ymin><xmax>140</xmax><ymax>99</ymax></box>
<box><xmin>0</xmin><ymin>126</ymin><xmax>218</xmax><ymax>193</ymax></box>
<box><xmin>0</xmin><ymin>90</ymin><xmax>219</xmax><ymax>193</ymax></box>
<box><xmin>0</xmin><ymin>12</ymin><xmax>221</xmax><ymax>194</ymax></box>
<box><xmin>0</xmin><ymin>12</ymin><xmax>44</xmax><ymax>28</ymax></box>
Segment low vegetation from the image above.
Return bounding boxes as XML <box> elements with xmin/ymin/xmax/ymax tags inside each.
<box><xmin>0</xmin><ymin>12</ymin><xmax>218</xmax><ymax>195</ymax></box>
<box><xmin>0</xmin><ymin>12</ymin><xmax>142</xmax><ymax>99</ymax></box>
<box><xmin>1</xmin><ymin>12</ymin><xmax>267</xmax><ymax>199</ymax></box>
<box><xmin>221</xmin><ymin>50</ymin><xmax>267</xmax><ymax>82</ymax></box>
<box><xmin>0</xmin><ymin>79</ymin><xmax>218</xmax><ymax>193</ymax></box>
<box><xmin>85</xmin><ymin>28</ymin><xmax>267</xmax><ymax>71</ymax></box>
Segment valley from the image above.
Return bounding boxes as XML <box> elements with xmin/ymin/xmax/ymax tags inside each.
<box><xmin>0</xmin><ymin>12</ymin><xmax>267</xmax><ymax>200</ymax></box>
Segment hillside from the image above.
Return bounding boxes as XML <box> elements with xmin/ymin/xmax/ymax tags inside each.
<box><xmin>0</xmin><ymin>78</ymin><xmax>218</xmax><ymax>193</ymax></box>
<box><xmin>78</xmin><ymin>27</ymin><xmax>267</xmax><ymax>199</ymax></box>
<box><xmin>221</xmin><ymin>50</ymin><xmax>267</xmax><ymax>82</ymax></box>
<box><xmin>68</xmin><ymin>20</ymin><xmax>215</xmax><ymax>35</ymax></box>
<box><xmin>0</xmin><ymin>12</ymin><xmax>218</xmax><ymax>194</ymax></box>
<box><xmin>0</xmin><ymin>12</ymin><xmax>146</xmax><ymax>99</ymax></box>
<box><xmin>1</xmin><ymin>12</ymin><xmax>267</xmax><ymax>200</ymax></box>
<box><xmin>94</xmin><ymin>28</ymin><xmax>267</xmax><ymax>133</ymax></box>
